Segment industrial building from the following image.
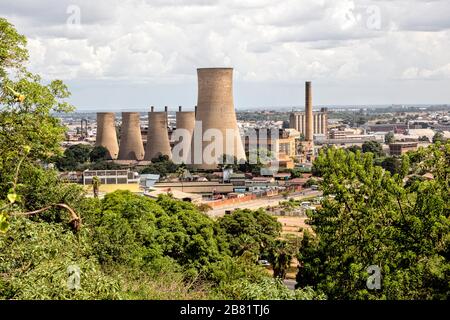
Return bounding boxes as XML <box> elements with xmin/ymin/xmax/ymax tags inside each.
<box><xmin>289</xmin><ymin>108</ymin><xmax>328</xmax><ymax>136</ymax></box>
<box><xmin>389</xmin><ymin>142</ymin><xmax>418</xmax><ymax>155</ymax></box>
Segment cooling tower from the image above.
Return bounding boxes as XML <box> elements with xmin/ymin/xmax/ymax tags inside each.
<box><xmin>144</xmin><ymin>108</ymin><xmax>172</xmax><ymax>161</ymax></box>
<box><xmin>191</xmin><ymin>68</ymin><xmax>246</xmax><ymax>169</ymax></box>
<box><xmin>173</xmin><ymin>106</ymin><xmax>196</xmax><ymax>164</ymax></box>
<box><xmin>95</xmin><ymin>112</ymin><xmax>119</xmax><ymax>160</ymax></box>
<box><xmin>305</xmin><ymin>81</ymin><xmax>313</xmax><ymax>142</ymax></box>
<box><xmin>118</xmin><ymin>112</ymin><xmax>145</xmax><ymax>160</ymax></box>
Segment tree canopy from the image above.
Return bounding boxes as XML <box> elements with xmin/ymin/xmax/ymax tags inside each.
<box><xmin>296</xmin><ymin>143</ymin><xmax>450</xmax><ymax>299</ymax></box>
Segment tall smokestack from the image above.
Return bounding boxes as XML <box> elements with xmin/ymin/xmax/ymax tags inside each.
<box><xmin>191</xmin><ymin>68</ymin><xmax>246</xmax><ymax>169</ymax></box>
<box><xmin>118</xmin><ymin>112</ymin><xmax>145</xmax><ymax>160</ymax></box>
<box><xmin>305</xmin><ymin>81</ymin><xmax>313</xmax><ymax>141</ymax></box>
<box><xmin>144</xmin><ymin>110</ymin><xmax>172</xmax><ymax>161</ymax></box>
<box><xmin>96</xmin><ymin>112</ymin><xmax>119</xmax><ymax>160</ymax></box>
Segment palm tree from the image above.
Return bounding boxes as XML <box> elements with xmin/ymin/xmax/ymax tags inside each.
<box><xmin>176</xmin><ymin>167</ymin><xmax>187</xmax><ymax>192</ymax></box>
<box><xmin>92</xmin><ymin>176</ymin><xmax>100</xmax><ymax>198</ymax></box>
<box><xmin>268</xmin><ymin>240</ymin><xmax>295</xmax><ymax>279</ymax></box>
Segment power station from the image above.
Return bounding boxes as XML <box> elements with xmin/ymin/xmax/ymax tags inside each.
<box><xmin>94</xmin><ymin>68</ymin><xmax>317</xmax><ymax>167</ymax></box>
<box><xmin>118</xmin><ymin>112</ymin><xmax>145</xmax><ymax>161</ymax></box>
<box><xmin>95</xmin><ymin>112</ymin><xmax>119</xmax><ymax>160</ymax></box>
<box><xmin>191</xmin><ymin>68</ymin><xmax>246</xmax><ymax>170</ymax></box>
<box><xmin>144</xmin><ymin>106</ymin><xmax>172</xmax><ymax>161</ymax></box>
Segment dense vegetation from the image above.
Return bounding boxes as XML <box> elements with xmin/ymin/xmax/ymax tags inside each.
<box><xmin>298</xmin><ymin>142</ymin><xmax>450</xmax><ymax>299</ymax></box>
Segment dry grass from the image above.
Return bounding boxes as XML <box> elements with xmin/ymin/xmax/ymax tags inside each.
<box><xmin>277</xmin><ymin>216</ymin><xmax>311</xmax><ymax>237</ymax></box>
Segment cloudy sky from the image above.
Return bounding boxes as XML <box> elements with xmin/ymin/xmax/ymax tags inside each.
<box><xmin>2</xmin><ymin>0</ymin><xmax>450</xmax><ymax>110</ymax></box>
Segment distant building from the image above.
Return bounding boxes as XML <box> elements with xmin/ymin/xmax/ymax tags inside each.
<box><xmin>82</xmin><ymin>169</ymin><xmax>141</xmax><ymax>194</ymax></box>
<box><xmin>389</xmin><ymin>142</ymin><xmax>418</xmax><ymax>156</ymax></box>
<box><xmin>244</xmin><ymin>128</ymin><xmax>296</xmax><ymax>169</ymax></box>
<box><xmin>289</xmin><ymin>107</ymin><xmax>328</xmax><ymax>136</ymax></box>
<box><xmin>140</xmin><ymin>174</ymin><xmax>161</xmax><ymax>189</ymax></box>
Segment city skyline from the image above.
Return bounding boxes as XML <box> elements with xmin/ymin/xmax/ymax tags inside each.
<box><xmin>1</xmin><ymin>0</ymin><xmax>450</xmax><ymax>109</ymax></box>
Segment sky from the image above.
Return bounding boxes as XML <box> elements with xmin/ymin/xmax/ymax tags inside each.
<box><xmin>1</xmin><ymin>0</ymin><xmax>450</xmax><ymax>110</ymax></box>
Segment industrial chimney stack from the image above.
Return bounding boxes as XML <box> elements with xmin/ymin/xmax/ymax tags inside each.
<box><xmin>96</xmin><ymin>112</ymin><xmax>119</xmax><ymax>160</ymax></box>
<box><xmin>118</xmin><ymin>112</ymin><xmax>145</xmax><ymax>160</ymax></box>
<box><xmin>305</xmin><ymin>81</ymin><xmax>313</xmax><ymax>142</ymax></box>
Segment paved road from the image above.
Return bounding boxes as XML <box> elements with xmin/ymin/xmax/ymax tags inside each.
<box><xmin>208</xmin><ymin>190</ymin><xmax>322</xmax><ymax>217</ymax></box>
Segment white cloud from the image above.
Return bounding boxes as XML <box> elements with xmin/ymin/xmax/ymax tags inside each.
<box><xmin>1</xmin><ymin>0</ymin><xmax>449</xmax><ymax>106</ymax></box>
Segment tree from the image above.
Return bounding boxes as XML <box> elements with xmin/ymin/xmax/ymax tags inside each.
<box><xmin>347</xmin><ymin>145</ymin><xmax>362</xmax><ymax>154</ymax></box>
<box><xmin>217</xmin><ymin>209</ymin><xmax>282</xmax><ymax>260</ymax></box>
<box><xmin>432</xmin><ymin>132</ymin><xmax>445</xmax><ymax>144</ymax></box>
<box><xmin>0</xmin><ymin>18</ymin><xmax>75</xmax><ymax>232</ymax></box>
<box><xmin>55</xmin><ymin>144</ymin><xmax>93</xmax><ymax>171</ymax></box>
<box><xmin>385</xmin><ymin>132</ymin><xmax>395</xmax><ymax>144</ymax></box>
<box><xmin>380</xmin><ymin>156</ymin><xmax>401</xmax><ymax>175</ymax></box>
<box><xmin>287</xmin><ymin>168</ymin><xmax>303</xmax><ymax>178</ymax></box>
<box><xmin>362</xmin><ymin>140</ymin><xmax>383</xmax><ymax>157</ymax></box>
<box><xmin>92</xmin><ymin>176</ymin><xmax>100</xmax><ymax>198</ymax></box>
<box><xmin>268</xmin><ymin>239</ymin><xmax>296</xmax><ymax>279</ymax></box>
<box><xmin>296</xmin><ymin>144</ymin><xmax>450</xmax><ymax>299</ymax></box>
<box><xmin>90</xmin><ymin>145</ymin><xmax>109</xmax><ymax>162</ymax></box>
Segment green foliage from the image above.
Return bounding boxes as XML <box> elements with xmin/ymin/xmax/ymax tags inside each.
<box><xmin>0</xmin><ymin>217</ymin><xmax>120</xmax><ymax>299</ymax></box>
<box><xmin>347</xmin><ymin>145</ymin><xmax>362</xmax><ymax>154</ymax></box>
<box><xmin>85</xmin><ymin>190</ymin><xmax>225</xmax><ymax>274</ymax></box>
<box><xmin>362</xmin><ymin>140</ymin><xmax>383</xmax><ymax>157</ymax></box>
<box><xmin>268</xmin><ymin>239</ymin><xmax>297</xmax><ymax>279</ymax></box>
<box><xmin>90</xmin><ymin>145</ymin><xmax>110</xmax><ymax>162</ymax></box>
<box><xmin>287</xmin><ymin>168</ymin><xmax>303</xmax><ymax>178</ymax></box>
<box><xmin>419</xmin><ymin>136</ymin><xmax>430</xmax><ymax>142</ymax></box>
<box><xmin>0</xmin><ymin>18</ymin><xmax>28</xmax><ymax>77</ymax></box>
<box><xmin>218</xmin><ymin>277</ymin><xmax>325</xmax><ymax>300</ymax></box>
<box><xmin>380</xmin><ymin>156</ymin><xmax>402</xmax><ymax>175</ymax></box>
<box><xmin>303</xmin><ymin>178</ymin><xmax>318</xmax><ymax>188</ymax></box>
<box><xmin>55</xmin><ymin>144</ymin><xmax>93</xmax><ymax>171</ymax></box>
<box><xmin>217</xmin><ymin>209</ymin><xmax>282</xmax><ymax>260</ymax></box>
<box><xmin>297</xmin><ymin>144</ymin><xmax>450</xmax><ymax>299</ymax></box>
<box><xmin>140</xmin><ymin>156</ymin><xmax>180</xmax><ymax>178</ymax></box>
<box><xmin>0</xmin><ymin>18</ymin><xmax>73</xmax><ymax>202</ymax></box>
<box><xmin>385</xmin><ymin>132</ymin><xmax>395</xmax><ymax>144</ymax></box>
<box><xmin>432</xmin><ymin>132</ymin><xmax>446</xmax><ymax>144</ymax></box>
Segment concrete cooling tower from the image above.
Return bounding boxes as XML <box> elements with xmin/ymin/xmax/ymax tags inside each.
<box><xmin>95</xmin><ymin>112</ymin><xmax>119</xmax><ymax>160</ymax></box>
<box><xmin>118</xmin><ymin>112</ymin><xmax>145</xmax><ymax>161</ymax></box>
<box><xmin>144</xmin><ymin>107</ymin><xmax>172</xmax><ymax>161</ymax></box>
<box><xmin>191</xmin><ymin>68</ymin><xmax>246</xmax><ymax>169</ymax></box>
<box><xmin>173</xmin><ymin>106</ymin><xmax>196</xmax><ymax>164</ymax></box>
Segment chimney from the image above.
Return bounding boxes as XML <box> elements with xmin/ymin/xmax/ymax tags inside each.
<box><xmin>305</xmin><ymin>81</ymin><xmax>313</xmax><ymax>141</ymax></box>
